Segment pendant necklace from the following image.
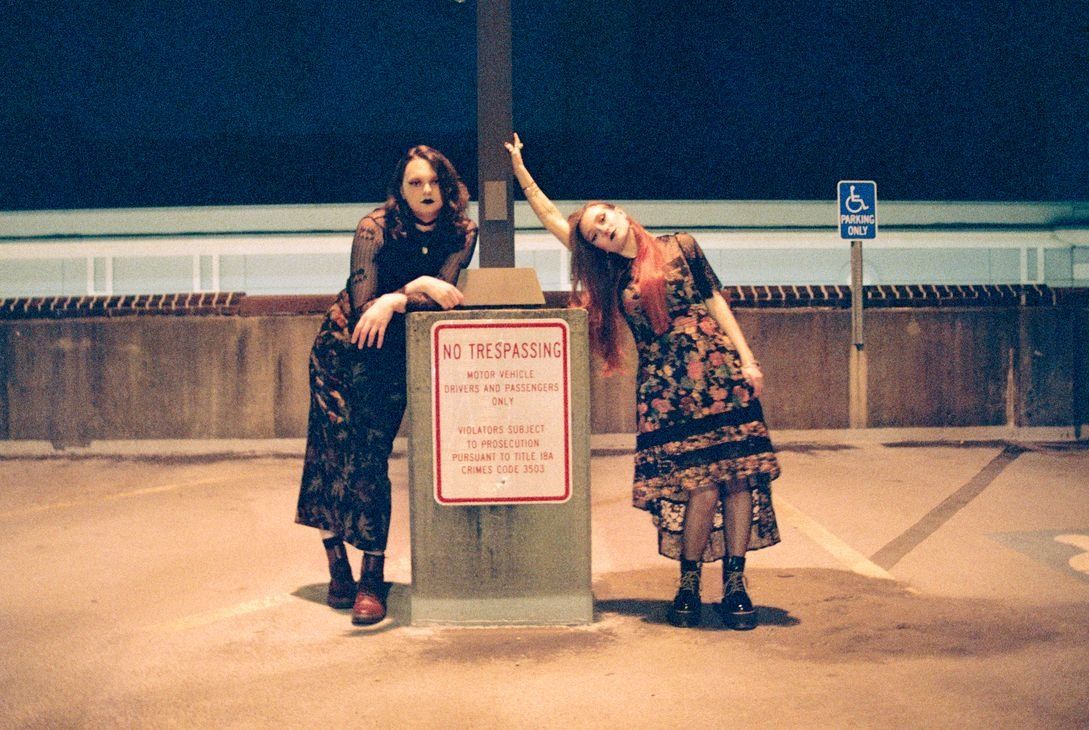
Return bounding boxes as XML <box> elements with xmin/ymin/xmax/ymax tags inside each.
<box><xmin>419</xmin><ymin>228</ymin><xmax>435</xmax><ymax>255</ymax></box>
<box><xmin>414</xmin><ymin>216</ymin><xmax>437</xmax><ymax>255</ymax></box>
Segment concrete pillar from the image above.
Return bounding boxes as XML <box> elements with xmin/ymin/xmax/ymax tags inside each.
<box><xmin>405</xmin><ymin>308</ymin><xmax>592</xmax><ymax>625</ymax></box>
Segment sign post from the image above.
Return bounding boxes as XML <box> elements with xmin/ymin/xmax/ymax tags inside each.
<box><xmin>477</xmin><ymin>0</ymin><xmax>515</xmax><ymax>268</ymax></box>
<box><xmin>838</xmin><ymin>180</ymin><xmax>877</xmax><ymax>429</ymax></box>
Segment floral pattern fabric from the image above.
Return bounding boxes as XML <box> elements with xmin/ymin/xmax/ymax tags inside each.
<box><xmin>295</xmin><ymin>210</ymin><xmax>477</xmax><ymax>552</ymax></box>
<box><xmin>295</xmin><ymin>314</ymin><xmax>406</xmax><ymax>551</ymax></box>
<box><xmin>621</xmin><ymin>234</ymin><xmax>781</xmax><ymax>562</ymax></box>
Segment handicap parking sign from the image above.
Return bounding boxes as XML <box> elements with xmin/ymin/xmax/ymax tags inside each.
<box><xmin>838</xmin><ymin>180</ymin><xmax>877</xmax><ymax>239</ymax></box>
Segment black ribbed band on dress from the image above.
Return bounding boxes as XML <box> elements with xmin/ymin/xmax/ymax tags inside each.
<box><xmin>635</xmin><ymin>436</ymin><xmax>775</xmax><ymax>481</ymax></box>
<box><xmin>635</xmin><ymin>399</ymin><xmax>768</xmax><ymax>450</ymax></box>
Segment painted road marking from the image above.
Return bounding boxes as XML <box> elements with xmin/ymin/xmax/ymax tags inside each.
<box><xmin>773</xmin><ymin>494</ymin><xmax>895</xmax><ymax>581</ymax></box>
<box><xmin>150</xmin><ymin>594</ymin><xmax>295</xmax><ymax>632</ymax></box>
<box><xmin>0</xmin><ymin>476</ymin><xmax>229</xmax><ymax>519</ymax></box>
<box><xmin>989</xmin><ymin>529</ymin><xmax>1089</xmax><ymax>583</ymax></box>
<box><xmin>1054</xmin><ymin>534</ymin><xmax>1089</xmax><ymax>575</ymax></box>
<box><xmin>871</xmin><ymin>445</ymin><xmax>1021</xmax><ymax>570</ymax></box>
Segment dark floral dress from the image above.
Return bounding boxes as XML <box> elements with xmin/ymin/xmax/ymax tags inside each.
<box><xmin>622</xmin><ymin>234</ymin><xmax>780</xmax><ymax>562</ymax></box>
<box><xmin>295</xmin><ymin>209</ymin><xmax>477</xmax><ymax>552</ymax></box>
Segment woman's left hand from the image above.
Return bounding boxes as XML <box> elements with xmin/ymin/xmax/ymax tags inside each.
<box><xmin>406</xmin><ymin>275</ymin><xmax>463</xmax><ymax>310</ymax></box>
<box><xmin>351</xmin><ymin>295</ymin><xmax>396</xmax><ymax>349</ymax></box>
<box><xmin>741</xmin><ymin>363</ymin><xmax>764</xmax><ymax>398</ymax></box>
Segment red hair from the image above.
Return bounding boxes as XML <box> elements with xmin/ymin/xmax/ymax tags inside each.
<box><xmin>569</xmin><ymin>203</ymin><xmax>670</xmax><ymax>372</ymax></box>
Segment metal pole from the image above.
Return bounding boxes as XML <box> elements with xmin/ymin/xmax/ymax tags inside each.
<box><xmin>851</xmin><ymin>240</ymin><xmax>864</xmax><ymax>347</ymax></box>
<box><xmin>476</xmin><ymin>0</ymin><xmax>515</xmax><ymax>268</ymax></box>
<box><xmin>1075</xmin><ymin>304</ymin><xmax>1086</xmax><ymax>440</ymax></box>
<box><xmin>849</xmin><ymin>239</ymin><xmax>868</xmax><ymax>428</ymax></box>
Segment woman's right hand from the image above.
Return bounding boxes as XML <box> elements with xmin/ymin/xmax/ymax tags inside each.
<box><xmin>406</xmin><ymin>275</ymin><xmax>463</xmax><ymax>310</ymax></box>
<box><xmin>503</xmin><ymin>132</ymin><xmax>525</xmax><ymax>169</ymax></box>
<box><xmin>351</xmin><ymin>294</ymin><xmax>397</xmax><ymax>348</ymax></box>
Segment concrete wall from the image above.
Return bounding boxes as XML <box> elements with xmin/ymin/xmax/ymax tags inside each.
<box><xmin>1</xmin><ymin>317</ymin><xmax>316</xmax><ymax>445</ymax></box>
<box><xmin>866</xmin><ymin>310</ymin><xmax>1018</xmax><ymax>427</ymax></box>
<box><xmin>1</xmin><ymin>306</ymin><xmax>1084</xmax><ymax>443</ymax></box>
<box><xmin>739</xmin><ymin>310</ymin><xmax>854</xmax><ymax>430</ymax></box>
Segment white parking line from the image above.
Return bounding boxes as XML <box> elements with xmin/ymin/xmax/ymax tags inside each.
<box><xmin>773</xmin><ymin>495</ymin><xmax>897</xmax><ymax>581</ymax></box>
<box><xmin>151</xmin><ymin>594</ymin><xmax>295</xmax><ymax>632</ymax></box>
<box><xmin>0</xmin><ymin>476</ymin><xmax>229</xmax><ymax>519</ymax></box>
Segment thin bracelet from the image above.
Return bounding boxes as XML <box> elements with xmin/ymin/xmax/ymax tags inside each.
<box><xmin>742</xmin><ymin>360</ymin><xmax>761</xmax><ymax>369</ymax></box>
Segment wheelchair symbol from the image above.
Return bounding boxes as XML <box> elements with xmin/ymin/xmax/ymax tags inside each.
<box><xmin>1055</xmin><ymin>534</ymin><xmax>1089</xmax><ymax>576</ymax></box>
<box><xmin>844</xmin><ymin>185</ymin><xmax>870</xmax><ymax>214</ymax></box>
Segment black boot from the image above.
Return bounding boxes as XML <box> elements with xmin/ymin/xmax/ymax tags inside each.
<box><xmin>667</xmin><ymin>560</ymin><xmax>702</xmax><ymax>628</ymax></box>
<box><xmin>322</xmin><ymin>536</ymin><xmax>357</xmax><ymax>609</ymax></box>
<box><xmin>718</xmin><ymin>555</ymin><xmax>756</xmax><ymax>630</ymax></box>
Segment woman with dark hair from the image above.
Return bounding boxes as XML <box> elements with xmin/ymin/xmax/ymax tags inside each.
<box><xmin>505</xmin><ymin>134</ymin><xmax>780</xmax><ymax>629</ymax></box>
<box><xmin>296</xmin><ymin>146</ymin><xmax>477</xmax><ymax>625</ymax></box>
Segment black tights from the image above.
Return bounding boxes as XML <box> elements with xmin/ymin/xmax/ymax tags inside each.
<box><xmin>321</xmin><ymin>536</ymin><xmax>384</xmax><ymax>585</ymax></box>
<box><xmin>681</xmin><ymin>479</ymin><xmax>753</xmax><ymax>563</ymax></box>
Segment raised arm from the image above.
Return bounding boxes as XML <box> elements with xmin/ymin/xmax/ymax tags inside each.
<box><xmin>504</xmin><ymin>133</ymin><xmax>571</xmax><ymax>247</ymax></box>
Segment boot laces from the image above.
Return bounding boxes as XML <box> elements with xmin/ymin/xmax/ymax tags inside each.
<box><xmin>679</xmin><ymin>571</ymin><xmax>701</xmax><ymax>594</ymax></box>
<box><xmin>725</xmin><ymin>571</ymin><xmax>747</xmax><ymax>595</ymax></box>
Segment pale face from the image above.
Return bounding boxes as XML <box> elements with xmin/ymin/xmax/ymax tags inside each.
<box><xmin>401</xmin><ymin>157</ymin><xmax>443</xmax><ymax>222</ymax></box>
<box><xmin>578</xmin><ymin>204</ymin><xmax>634</xmax><ymax>257</ymax></box>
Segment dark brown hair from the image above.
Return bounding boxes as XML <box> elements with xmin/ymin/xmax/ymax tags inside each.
<box><xmin>384</xmin><ymin>145</ymin><xmax>472</xmax><ymax>244</ymax></box>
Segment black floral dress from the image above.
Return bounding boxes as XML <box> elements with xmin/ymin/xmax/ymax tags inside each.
<box><xmin>295</xmin><ymin>209</ymin><xmax>477</xmax><ymax>552</ymax></box>
<box><xmin>623</xmin><ymin>234</ymin><xmax>781</xmax><ymax>562</ymax></box>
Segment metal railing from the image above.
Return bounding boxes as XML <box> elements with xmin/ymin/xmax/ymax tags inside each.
<box><xmin>2</xmin><ymin>201</ymin><xmax>1086</xmax><ymax>297</ymax></box>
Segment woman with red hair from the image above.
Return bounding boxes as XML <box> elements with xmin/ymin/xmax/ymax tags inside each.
<box><xmin>506</xmin><ymin>134</ymin><xmax>780</xmax><ymax>629</ymax></box>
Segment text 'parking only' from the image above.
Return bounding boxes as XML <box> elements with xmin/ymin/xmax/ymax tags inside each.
<box><xmin>838</xmin><ymin>180</ymin><xmax>877</xmax><ymax>240</ymax></box>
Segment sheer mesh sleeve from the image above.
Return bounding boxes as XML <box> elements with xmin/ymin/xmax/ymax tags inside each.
<box><xmin>401</xmin><ymin>223</ymin><xmax>479</xmax><ymax>312</ymax></box>
<box><xmin>676</xmin><ymin>233</ymin><xmax>724</xmax><ymax>301</ymax></box>
<box><xmin>347</xmin><ymin>214</ymin><xmax>385</xmax><ymax>315</ymax></box>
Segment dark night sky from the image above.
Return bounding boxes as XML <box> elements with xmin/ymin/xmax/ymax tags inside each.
<box><xmin>2</xmin><ymin>0</ymin><xmax>1086</xmax><ymax>210</ymax></box>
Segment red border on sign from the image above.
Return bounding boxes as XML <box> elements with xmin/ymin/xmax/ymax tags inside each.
<box><xmin>432</xmin><ymin>320</ymin><xmax>571</xmax><ymax>505</ymax></box>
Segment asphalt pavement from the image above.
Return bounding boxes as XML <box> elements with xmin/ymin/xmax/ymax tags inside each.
<box><xmin>1</xmin><ymin>431</ymin><xmax>1087</xmax><ymax>727</ymax></box>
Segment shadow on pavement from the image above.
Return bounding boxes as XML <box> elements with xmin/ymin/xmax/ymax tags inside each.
<box><xmin>292</xmin><ymin>582</ymin><xmax>411</xmax><ymax>635</ymax></box>
<box><xmin>594</xmin><ymin>597</ymin><xmax>800</xmax><ymax>629</ymax></box>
